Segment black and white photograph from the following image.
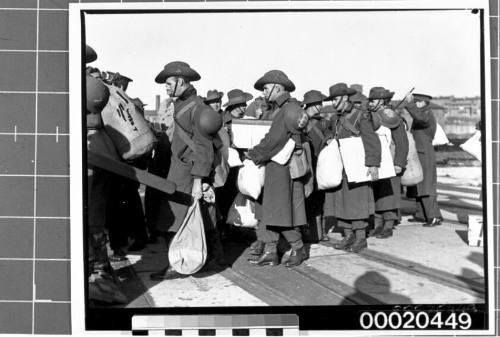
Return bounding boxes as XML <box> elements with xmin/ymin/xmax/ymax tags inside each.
<box><xmin>69</xmin><ymin>0</ymin><xmax>494</xmax><ymax>333</ymax></box>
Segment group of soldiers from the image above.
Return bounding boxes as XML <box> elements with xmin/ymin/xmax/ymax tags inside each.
<box><xmin>85</xmin><ymin>44</ymin><xmax>442</xmax><ymax>286</ymax></box>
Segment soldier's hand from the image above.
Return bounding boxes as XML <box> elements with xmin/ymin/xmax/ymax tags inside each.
<box><xmin>192</xmin><ymin>178</ymin><xmax>203</xmax><ymax>200</ymax></box>
<box><xmin>394</xmin><ymin>165</ymin><xmax>403</xmax><ymax>174</ymax></box>
<box><xmin>367</xmin><ymin>166</ymin><xmax>379</xmax><ymax>180</ymax></box>
<box><xmin>297</xmin><ymin>113</ymin><xmax>309</xmax><ymax>129</ymax></box>
<box><xmin>405</xmin><ymin>93</ymin><xmax>414</xmax><ymax>104</ymax></box>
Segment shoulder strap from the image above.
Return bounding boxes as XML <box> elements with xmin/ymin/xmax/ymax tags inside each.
<box><xmin>173</xmin><ymin>101</ymin><xmax>198</xmax><ymax>152</ymax></box>
<box><xmin>175</xmin><ymin>101</ymin><xmax>196</xmax><ymax>120</ymax></box>
<box><xmin>311</xmin><ymin>123</ymin><xmax>325</xmax><ymax>141</ymax></box>
<box><xmin>175</xmin><ymin>120</ymin><xmax>198</xmax><ymax>152</ymax></box>
<box><xmin>341</xmin><ymin>110</ymin><xmax>361</xmax><ymax>136</ymax></box>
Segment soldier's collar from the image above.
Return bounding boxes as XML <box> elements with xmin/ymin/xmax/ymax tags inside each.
<box><xmin>274</xmin><ymin>92</ymin><xmax>291</xmax><ymax>107</ymax></box>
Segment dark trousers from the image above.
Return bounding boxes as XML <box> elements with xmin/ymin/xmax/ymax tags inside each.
<box><xmin>337</xmin><ymin>219</ymin><xmax>367</xmax><ymax>230</ymax></box>
<box><xmin>375</xmin><ymin>209</ymin><xmax>398</xmax><ymax>222</ymax></box>
<box><xmin>107</xmin><ymin>176</ymin><xmax>147</xmax><ymax>251</ymax></box>
<box><xmin>415</xmin><ymin>195</ymin><xmax>442</xmax><ymax>221</ymax></box>
<box><xmin>261</xmin><ymin>226</ymin><xmax>303</xmax><ymax>252</ymax></box>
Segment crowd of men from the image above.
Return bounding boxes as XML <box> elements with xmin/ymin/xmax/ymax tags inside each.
<box><xmin>85</xmin><ymin>45</ymin><xmax>443</xmax><ymax>287</ymax></box>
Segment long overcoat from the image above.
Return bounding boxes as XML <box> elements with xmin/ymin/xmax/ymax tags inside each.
<box><xmin>151</xmin><ymin>86</ymin><xmax>216</xmax><ymax>233</ymax></box>
<box><xmin>405</xmin><ymin>102</ymin><xmax>437</xmax><ymax>197</ymax></box>
<box><xmin>373</xmin><ymin>116</ymin><xmax>409</xmax><ymax>211</ymax></box>
<box><xmin>323</xmin><ymin>107</ymin><xmax>381</xmax><ymax>220</ymax></box>
<box><xmin>247</xmin><ymin>92</ymin><xmax>307</xmax><ymax>228</ymax></box>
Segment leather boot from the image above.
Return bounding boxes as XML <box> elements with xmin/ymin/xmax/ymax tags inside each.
<box><xmin>369</xmin><ymin>216</ymin><xmax>384</xmax><ymax>237</ymax></box>
<box><xmin>347</xmin><ymin>238</ymin><xmax>368</xmax><ymax>253</ymax></box>
<box><xmin>376</xmin><ymin>228</ymin><xmax>393</xmax><ymax>238</ymax></box>
<box><xmin>333</xmin><ymin>233</ymin><xmax>355</xmax><ymax>250</ymax></box>
<box><xmin>284</xmin><ymin>247</ymin><xmax>307</xmax><ymax>267</ymax></box>
<box><xmin>249</xmin><ymin>240</ymin><xmax>265</xmax><ymax>256</ymax></box>
<box><xmin>248</xmin><ymin>251</ymin><xmax>279</xmax><ymax>266</ymax></box>
<box><xmin>423</xmin><ymin>217</ymin><xmax>443</xmax><ymax>227</ymax></box>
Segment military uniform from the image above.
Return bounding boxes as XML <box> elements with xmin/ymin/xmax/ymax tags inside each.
<box><xmin>322</xmin><ymin>83</ymin><xmax>381</xmax><ymax>253</ymax></box>
<box><xmin>247</xmin><ymin>70</ymin><xmax>308</xmax><ymax>267</ymax></box>
<box><xmin>369</xmin><ymin>88</ymin><xmax>409</xmax><ymax>237</ymax></box>
<box><xmin>405</xmin><ymin>96</ymin><xmax>443</xmax><ymax>226</ymax></box>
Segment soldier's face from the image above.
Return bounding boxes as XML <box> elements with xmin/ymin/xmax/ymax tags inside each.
<box><xmin>209</xmin><ymin>101</ymin><xmax>221</xmax><ymax>112</ymax></box>
<box><xmin>263</xmin><ymin>84</ymin><xmax>280</xmax><ymax>102</ymax></box>
<box><xmin>333</xmin><ymin>95</ymin><xmax>349</xmax><ymax>111</ymax></box>
<box><xmin>306</xmin><ymin>104</ymin><xmax>322</xmax><ymax>117</ymax></box>
<box><xmin>165</xmin><ymin>77</ymin><xmax>184</xmax><ymax>97</ymax></box>
<box><xmin>368</xmin><ymin>99</ymin><xmax>383</xmax><ymax>110</ymax></box>
<box><xmin>416</xmin><ymin>100</ymin><xmax>427</xmax><ymax>108</ymax></box>
<box><xmin>230</xmin><ymin>105</ymin><xmax>246</xmax><ymax>118</ymax></box>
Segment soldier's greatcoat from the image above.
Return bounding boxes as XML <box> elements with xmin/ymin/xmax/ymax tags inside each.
<box><xmin>373</xmin><ymin>118</ymin><xmax>409</xmax><ymax>211</ymax></box>
<box><xmin>151</xmin><ymin>86</ymin><xmax>217</xmax><ymax>233</ymax></box>
<box><xmin>405</xmin><ymin>101</ymin><xmax>438</xmax><ymax>197</ymax></box>
<box><xmin>323</xmin><ymin>107</ymin><xmax>381</xmax><ymax>220</ymax></box>
<box><xmin>248</xmin><ymin>92</ymin><xmax>307</xmax><ymax>228</ymax></box>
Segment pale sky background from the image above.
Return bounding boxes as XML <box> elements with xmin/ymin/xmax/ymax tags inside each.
<box><xmin>85</xmin><ymin>10</ymin><xmax>481</xmax><ymax>107</ymax></box>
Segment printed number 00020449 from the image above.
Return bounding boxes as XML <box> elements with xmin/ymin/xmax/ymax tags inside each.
<box><xmin>359</xmin><ymin>311</ymin><xmax>472</xmax><ymax>330</ymax></box>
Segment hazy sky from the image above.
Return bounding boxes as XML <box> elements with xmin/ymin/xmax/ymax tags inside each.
<box><xmin>85</xmin><ymin>9</ymin><xmax>481</xmax><ymax>107</ymax></box>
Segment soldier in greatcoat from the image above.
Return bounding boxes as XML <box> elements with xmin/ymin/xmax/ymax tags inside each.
<box><xmin>302</xmin><ymin>90</ymin><xmax>329</xmax><ymax>241</ymax></box>
<box><xmin>150</xmin><ymin>61</ymin><xmax>223</xmax><ymax>280</ymax></box>
<box><xmin>405</xmin><ymin>93</ymin><xmax>443</xmax><ymax>227</ymax></box>
<box><xmin>246</xmin><ymin>70</ymin><xmax>309</xmax><ymax>267</ymax></box>
<box><xmin>368</xmin><ymin>87</ymin><xmax>409</xmax><ymax>238</ymax></box>
<box><xmin>323</xmin><ymin>83</ymin><xmax>381</xmax><ymax>253</ymax></box>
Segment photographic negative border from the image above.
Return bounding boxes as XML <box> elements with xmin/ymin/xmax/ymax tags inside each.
<box><xmin>69</xmin><ymin>0</ymin><xmax>495</xmax><ymax>334</ymax></box>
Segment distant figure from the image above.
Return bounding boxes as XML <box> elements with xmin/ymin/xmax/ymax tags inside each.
<box><xmin>405</xmin><ymin>93</ymin><xmax>443</xmax><ymax>227</ymax></box>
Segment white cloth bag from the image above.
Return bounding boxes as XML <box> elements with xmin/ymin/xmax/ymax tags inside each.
<box><xmin>316</xmin><ymin>140</ymin><xmax>343</xmax><ymax>190</ymax></box>
<box><xmin>237</xmin><ymin>159</ymin><xmax>266</xmax><ymax>199</ymax></box>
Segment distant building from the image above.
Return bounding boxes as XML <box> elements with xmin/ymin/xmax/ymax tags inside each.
<box><xmin>432</xmin><ymin>96</ymin><xmax>481</xmax><ymax>117</ymax></box>
<box><xmin>144</xmin><ymin>95</ymin><xmax>162</xmax><ymax>122</ymax></box>
<box><xmin>393</xmin><ymin>99</ymin><xmax>477</xmax><ymax>140</ymax></box>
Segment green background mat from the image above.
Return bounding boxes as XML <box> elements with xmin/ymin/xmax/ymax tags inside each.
<box><xmin>0</xmin><ymin>0</ymin><xmax>497</xmax><ymax>334</ymax></box>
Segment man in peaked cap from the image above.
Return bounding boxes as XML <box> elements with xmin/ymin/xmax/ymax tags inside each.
<box><xmin>368</xmin><ymin>87</ymin><xmax>409</xmax><ymax>238</ymax></box>
<box><xmin>150</xmin><ymin>61</ymin><xmax>224</xmax><ymax>280</ymax></box>
<box><xmin>246</xmin><ymin>70</ymin><xmax>309</xmax><ymax>268</ymax></box>
<box><xmin>405</xmin><ymin>93</ymin><xmax>443</xmax><ymax>227</ymax></box>
<box><xmin>323</xmin><ymin>83</ymin><xmax>381</xmax><ymax>253</ymax></box>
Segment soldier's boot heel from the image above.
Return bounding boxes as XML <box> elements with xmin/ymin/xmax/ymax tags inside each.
<box><xmin>248</xmin><ymin>251</ymin><xmax>279</xmax><ymax>266</ymax></box>
<box><xmin>348</xmin><ymin>238</ymin><xmax>368</xmax><ymax>253</ymax></box>
<box><xmin>332</xmin><ymin>233</ymin><xmax>355</xmax><ymax>250</ymax></box>
<box><xmin>249</xmin><ymin>240</ymin><xmax>265</xmax><ymax>255</ymax></box>
<box><xmin>284</xmin><ymin>247</ymin><xmax>307</xmax><ymax>268</ymax></box>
